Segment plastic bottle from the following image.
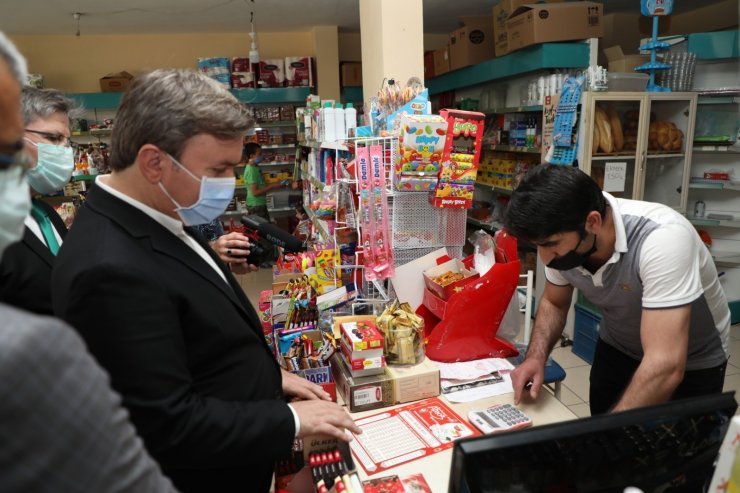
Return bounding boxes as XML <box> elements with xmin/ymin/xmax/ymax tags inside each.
<box><xmin>322</xmin><ymin>102</ymin><xmax>336</xmax><ymax>142</ymax></box>
<box><xmin>345</xmin><ymin>102</ymin><xmax>357</xmax><ymax>139</ymax></box>
<box><xmin>334</xmin><ymin>103</ymin><xmax>346</xmax><ymax>141</ymax></box>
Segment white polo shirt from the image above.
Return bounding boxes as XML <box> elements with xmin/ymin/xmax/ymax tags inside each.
<box><xmin>546</xmin><ymin>192</ymin><xmax>730</xmax><ymax>370</ymax></box>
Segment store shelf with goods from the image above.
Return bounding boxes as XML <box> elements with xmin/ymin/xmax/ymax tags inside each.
<box><xmin>689</xmin><ymin>180</ymin><xmax>740</xmax><ymax>192</ymax></box>
<box><xmin>72</xmin><ymin>174</ymin><xmax>98</xmax><ymax>182</ymax></box>
<box><xmin>486</xmin><ymin>105</ymin><xmax>543</xmax><ymax>115</ymax></box>
<box><xmin>299</xmin><ymin>140</ymin><xmax>349</xmax><ymax>152</ymax></box>
<box><xmin>259</xmin><ymin>143</ymin><xmax>298</xmax><ymax>150</ymax></box>
<box><xmin>486</xmin><ymin>145</ymin><xmax>541</xmax><ymax>154</ymax></box>
<box><xmin>426</xmin><ymin>42</ymin><xmax>590</xmax><ymax>95</ymax></box>
<box><xmin>692</xmin><ymin>146</ymin><xmax>740</xmax><ymax>154</ymax></box>
<box><xmin>267</xmin><ymin>206</ymin><xmax>296</xmax><ymax>214</ymax></box>
<box><xmin>645</xmin><ymin>152</ymin><xmax>686</xmax><ymax>159</ymax></box>
<box><xmin>300</xmin><ymin>169</ymin><xmax>325</xmax><ymax>191</ymax></box>
<box><xmin>250</xmin><ymin>121</ymin><xmax>296</xmax><ymax>129</ymax></box>
<box><xmin>72</xmin><ymin>128</ymin><xmax>113</xmax><ymax>138</ymax></box>
<box><xmin>230</xmin><ymin>87</ymin><xmax>312</xmax><ymax>104</ymax></box>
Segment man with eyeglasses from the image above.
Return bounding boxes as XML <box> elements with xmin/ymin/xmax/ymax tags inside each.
<box><xmin>0</xmin><ymin>86</ymin><xmax>77</xmax><ymax>314</ymax></box>
<box><xmin>0</xmin><ymin>31</ymin><xmax>177</xmax><ymax>492</ymax></box>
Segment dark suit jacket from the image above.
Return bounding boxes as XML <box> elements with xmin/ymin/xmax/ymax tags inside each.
<box><xmin>0</xmin><ymin>198</ymin><xmax>67</xmax><ymax>315</ymax></box>
<box><xmin>52</xmin><ymin>185</ymin><xmax>294</xmax><ymax>493</ymax></box>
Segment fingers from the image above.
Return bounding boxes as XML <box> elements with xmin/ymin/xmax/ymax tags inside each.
<box><xmin>293</xmin><ymin>401</ymin><xmax>362</xmax><ymax>441</ymax></box>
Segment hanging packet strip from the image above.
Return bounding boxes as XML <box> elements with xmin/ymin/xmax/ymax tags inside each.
<box><xmin>369</xmin><ymin>145</ymin><xmax>395</xmax><ymax>280</ymax></box>
<box><xmin>356</xmin><ymin>146</ymin><xmax>378</xmax><ymax>280</ymax></box>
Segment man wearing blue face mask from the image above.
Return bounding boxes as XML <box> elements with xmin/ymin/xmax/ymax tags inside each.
<box><xmin>503</xmin><ymin>164</ymin><xmax>729</xmax><ymax>416</ymax></box>
<box><xmin>0</xmin><ymin>87</ymin><xmax>76</xmax><ymax>314</ymax></box>
<box><xmin>51</xmin><ymin>68</ymin><xmax>360</xmax><ymax>493</ymax></box>
<box><xmin>0</xmin><ymin>30</ymin><xmax>177</xmax><ymax>493</ymax></box>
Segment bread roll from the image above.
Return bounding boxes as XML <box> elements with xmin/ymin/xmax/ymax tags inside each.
<box><xmin>606</xmin><ymin>107</ymin><xmax>624</xmax><ymax>152</ymax></box>
<box><xmin>595</xmin><ymin>107</ymin><xmax>613</xmax><ymax>153</ymax></box>
<box><xmin>592</xmin><ymin>121</ymin><xmax>600</xmax><ymax>155</ymax></box>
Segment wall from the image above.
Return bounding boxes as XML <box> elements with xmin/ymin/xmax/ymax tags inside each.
<box><xmin>11</xmin><ymin>31</ymin><xmax>314</xmax><ymax>92</ymax></box>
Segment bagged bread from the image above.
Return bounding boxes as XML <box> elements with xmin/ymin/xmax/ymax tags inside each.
<box><xmin>595</xmin><ymin>107</ymin><xmax>613</xmax><ymax>154</ymax></box>
<box><xmin>606</xmin><ymin>107</ymin><xmax>624</xmax><ymax>152</ymax></box>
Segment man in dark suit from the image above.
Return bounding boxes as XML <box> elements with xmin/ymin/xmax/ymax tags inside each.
<box><xmin>0</xmin><ymin>31</ymin><xmax>176</xmax><ymax>493</ymax></box>
<box><xmin>0</xmin><ymin>87</ymin><xmax>76</xmax><ymax>314</ymax></box>
<box><xmin>52</xmin><ymin>68</ymin><xmax>360</xmax><ymax>493</ymax></box>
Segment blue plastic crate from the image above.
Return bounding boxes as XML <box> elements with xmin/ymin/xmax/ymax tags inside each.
<box><xmin>572</xmin><ymin>304</ymin><xmax>601</xmax><ymax>365</ymax></box>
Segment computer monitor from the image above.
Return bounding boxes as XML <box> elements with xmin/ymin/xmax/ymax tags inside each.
<box><xmin>449</xmin><ymin>392</ymin><xmax>737</xmax><ymax>493</ymax></box>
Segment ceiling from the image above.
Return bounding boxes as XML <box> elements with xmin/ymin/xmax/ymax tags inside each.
<box><xmin>0</xmin><ymin>0</ymin><xmax>719</xmax><ymax>36</ymax></box>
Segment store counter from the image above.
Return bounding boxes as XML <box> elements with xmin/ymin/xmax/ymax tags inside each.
<box><xmin>350</xmin><ymin>389</ymin><xmax>579</xmax><ymax>491</ymax></box>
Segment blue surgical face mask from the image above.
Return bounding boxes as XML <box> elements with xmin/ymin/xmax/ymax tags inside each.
<box><xmin>158</xmin><ymin>153</ymin><xmax>235</xmax><ymax>226</ymax></box>
<box><xmin>0</xmin><ymin>166</ymin><xmax>32</xmax><ymax>259</ymax></box>
<box><xmin>24</xmin><ymin>140</ymin><xmax>74</xmax><ymax>194</ymax></box>
<box><xmin>253</xmin><ymin>154</ymin><xmax>264</xmax><ymax>165</ymax></box>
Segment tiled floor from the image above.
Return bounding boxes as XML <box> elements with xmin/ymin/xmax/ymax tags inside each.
<box><xmin>237</xmin><ymin>269</ymin><xmax>740</xmax><ymax>416</ymax></box>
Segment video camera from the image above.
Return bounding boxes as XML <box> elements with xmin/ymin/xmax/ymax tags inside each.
<box><xmin>240</xmin><ymin>215</ymin><xmax>304</xmax><ymax>266</ymax></box>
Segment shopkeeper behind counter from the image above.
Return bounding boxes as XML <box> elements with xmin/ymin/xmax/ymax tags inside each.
<box><xmin>504</xmin><ymin>164</ymin><xmax>730</xmax><ymax>415</ymax></box>
<box><xmin>51</xmin><ymin>68</ymin><xmax>360</xmax><ymax>493</ymax></box>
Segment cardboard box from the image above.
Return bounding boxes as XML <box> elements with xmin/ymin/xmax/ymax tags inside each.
<box><xmin>341</xmin><ymin>62</ymin><xmax>362</xmax><ymax>87</ymax></box>
<box><xmin>449</xmin><ymin>16</ymin><xmax>495</xmax><ymax>71</ymax></box>
<box><xmin>424</xmin><ymin>51</ymin><xmax>435</xmax><ymax>79</ymax></box>
<box><xmin>493</xmin><ymin>0</ymin><xmax>564</xmax><ymax>57</ymax></box>
<box><xmin>433</xmin><ymin>46</ymin><xmax>451</xmax><ymax>76</ymax></box>
<box><xmin>331</xmin><ymin>353</ymin><xmax>440</xmax><ymax>413</ymax></box>
<box><xmin>423</xmin><ymin>258</ymin><xmax>480</xmax><ymax>300</ymax></box>
<box><xmin>99</xmin><ymin>71</ymin><xmax>134</xmax><ymax>92</ymax></box>
<box><xmin>603</xmin><ymin>45</ymin><xmax>650</xmax><ymax>73</ymax></box>
<box><xmin>506</xmin><ymin>2</ymin><xmax>604</xmax><ymax>54</ymax></box>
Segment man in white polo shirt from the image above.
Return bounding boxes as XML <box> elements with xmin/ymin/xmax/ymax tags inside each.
<box><xmin>504</xmin><ymin>164</ymin><xmax>729</xmax><ymax>415</ymax></box>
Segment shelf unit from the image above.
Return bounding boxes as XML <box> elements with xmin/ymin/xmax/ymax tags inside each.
<box><xmin>426</xmin><ymin>42</ymin><xmax>590</xmax><ymax>95</ymax></box>
<box><xmin>486</xmin><ymin>145</ymin><xmax>541</xmax><ymax>154</ymax></box>
<box><xmin>579</xmin><ymin>91</ymin><xmax>698</xmax><ymax>213</ymax></box>
<box><xmin>466</xmin><ymin>216</ymin><xmax>503</xmax><ymax>232</ymax></box>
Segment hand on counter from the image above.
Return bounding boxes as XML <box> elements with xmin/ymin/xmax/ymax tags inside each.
<box><xmin>291</xmin><ymin>400</ymin><xmax>363</xmax><ymax>442</ymax></box>
<box><xmin>511</xmin><ymin>357</ymin><xmax>545</xmax><ymax>405</ymax></box>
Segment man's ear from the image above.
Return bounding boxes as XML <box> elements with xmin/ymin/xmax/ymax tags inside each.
<box><xmin>137</xmin><ymin>144</ymin><xmax>166</xmax><ymax>184</ymax></box>
<box><xmin>585</xmin><ymin>209</ymin><xmax>603</xmax><ymax>235</ymax></box>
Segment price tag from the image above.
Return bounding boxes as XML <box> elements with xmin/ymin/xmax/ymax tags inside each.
<box><xmin>604</xmin><ymin>162</ymin><xmax>627</xmax><ymax>192</ymax></box>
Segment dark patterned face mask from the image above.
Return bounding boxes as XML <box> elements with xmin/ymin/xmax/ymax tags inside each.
<box><xmin>547</xmin><ymin>230</ymin><xmax>597</xmax><ymax>271</ymax></box>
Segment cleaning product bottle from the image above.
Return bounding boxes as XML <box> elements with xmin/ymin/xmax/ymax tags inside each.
<box><xmin>334</xmin><ymin>103</ymin><xmax>346</xmax><ymax>141</ymax></box>
<box><xmin>345</xmin><ymin>102</ymin><xmax>357</xmax><ymax>139</ymax></box>
<box><xmin>322</xmin><ymin>102</ymin><xmax>336</xmax><ymax>142</ymax></box>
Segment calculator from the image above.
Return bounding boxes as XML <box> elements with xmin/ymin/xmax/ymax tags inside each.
<box><xmin>468</xmin><ymin>404</ymin><xmax>533</xmax><ymax>434</ymax></box>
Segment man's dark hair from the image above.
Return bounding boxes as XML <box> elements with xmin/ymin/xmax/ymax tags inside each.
<box><xmin>503</xmin><ymin>164</ymin><xmax>607</xmax><ymax>243</ymax></box>
<box><xmin>243</xmin><ymin>142</ymin><xmax>261</xmax><ymax>161</ymax></box>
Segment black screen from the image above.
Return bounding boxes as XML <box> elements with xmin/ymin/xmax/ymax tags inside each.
<box><xmin>449</xmin><ymin>392</ymin><xmax>737</xmax><ymax>493</ymax></box>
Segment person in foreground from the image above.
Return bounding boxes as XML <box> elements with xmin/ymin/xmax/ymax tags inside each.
<box><xmin>0</xmin><ymin>87</ymin><xmax>77</xmax><ymax>314</ymax></box>
<box><xmin>51</xmin><ymin>68</ymin><xmax>360</xmax><ymax>492</ymax></box>
<box><xmin>0</xmin><ymin>31</ymin><xmax>176</xmax><ymax>493</ymax></box>
<box><xmin>504</xmin><ymin>164</ymin><xmax>730</xmax><ymax>415</ymax></box>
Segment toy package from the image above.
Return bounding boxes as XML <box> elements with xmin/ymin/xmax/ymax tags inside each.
<box><xmin>433</xmin><ymin>110</ymin><xmax>485</xmax><ymax>209</ymax></box>
<box><xmin>395</xmin><ymin>114</ymin><xmax>448</xmax><ymax>192</ymax></box>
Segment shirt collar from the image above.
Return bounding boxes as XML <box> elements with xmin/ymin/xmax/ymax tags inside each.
<box><xmin>603</xmin><ymin>191</ymin><xmax>628</xmax><ymax>253</ymax></box>
<box><xmin>95</xmin><ymin>175</ymin><xmax>186</xmax><ymax>238</ymax></box>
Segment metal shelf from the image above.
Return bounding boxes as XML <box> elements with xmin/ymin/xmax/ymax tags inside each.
<box><xmin>299</xmin><ymin>140</ymin><xmax>349</xmax><ymax>151</ymax></box>
<box><xmin>300</xmin><ymin>169</ymin><xmax>325</xmax><ymax>190</ymax></box>
<box><xmin>250</xmin><ymin>121</ymin><xmax>296</xmax><ymax>129</ymax></box>
<box><xmin>692</xmin><ymin>145</ymin><xmax>740</xmax><ymax>154</ymax></box>
<box><xmin>697</xmin><ymin>96</ymin><xmax>740</xmax><ymax>105</ymax></box>
<box><xmin>688</xmin><ymin>216</ymin><xmax>740</xmax><ymax>228</ymax></box>
<box><xmin>646</xmin><ymin>153</ymin><xmax>685</xmax><ymax>159</ymax></box>
<box><xmin>689</xmin><ymin>180</ymin><xmax>740</xmax><ymax>191</ymax></box>
<box><xmin>72</xmin><ymin>129</ymin><xmax>113</xmax><ymax>137</ymax></box>
<box><xmin>304</xmin><ymin>206</ymin><xmax>332</xmax><ymax>244</ymax></box>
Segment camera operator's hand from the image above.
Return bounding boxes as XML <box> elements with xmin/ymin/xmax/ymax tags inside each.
<box><xmin>211</xmin><ymin>232</ymin><xmax>258</xmax><ymax>273</ymax></box>
<box><xmin>289</xmin><ymin>400</ymin><xmax>362</xmax><ymax>442</ymax></box>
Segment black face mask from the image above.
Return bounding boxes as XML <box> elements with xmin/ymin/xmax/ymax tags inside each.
<box><xmin>547</xmin><ymin>231</ymin><xmax>598</xmax><ymax>271</ymax></box>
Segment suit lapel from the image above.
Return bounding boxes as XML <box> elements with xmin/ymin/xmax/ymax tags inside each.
<box><xmin>22</xmin><ymin>227</ymin><xmax>54</xmax><ymax>266</ymax></box>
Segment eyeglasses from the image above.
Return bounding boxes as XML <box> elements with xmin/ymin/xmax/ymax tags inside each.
<box><xmin>0</xmin><ymin>140</ymin><xmax>34</xmax><ymax>179</ymax></box>
<box><xmin>25</xmin><ymin>128</ymin><xmax>72</xmax><ymax>147</ymax></box>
